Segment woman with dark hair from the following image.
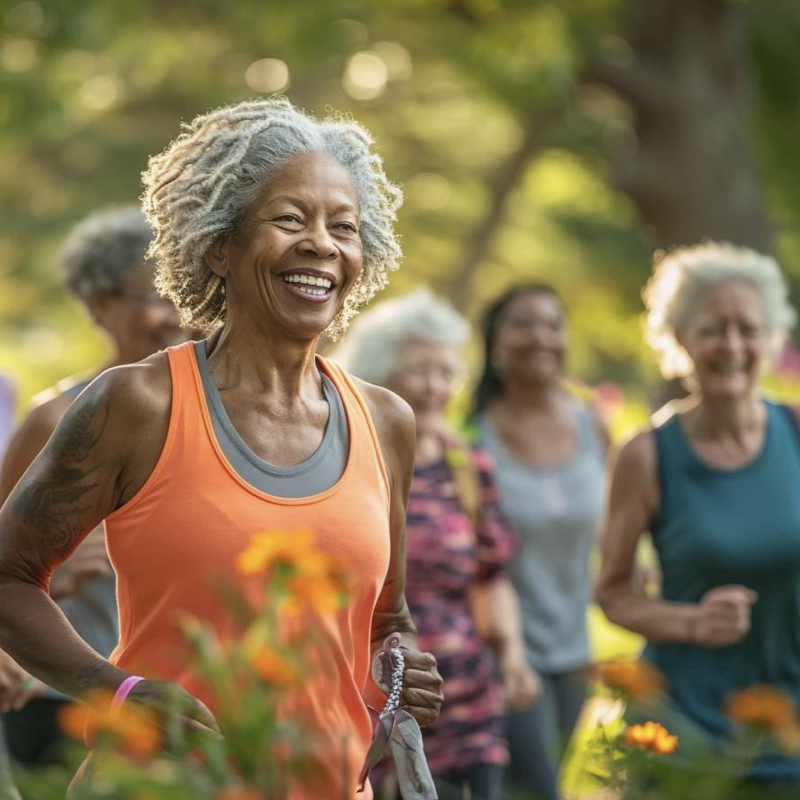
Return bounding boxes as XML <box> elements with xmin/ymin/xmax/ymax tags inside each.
<box><xmin>473</xmin><ymin>284</ymin><xmax>609</xmax><ymax>800</ymax></box>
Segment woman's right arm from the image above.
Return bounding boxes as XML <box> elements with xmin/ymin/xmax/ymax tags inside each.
<box><xmin>0</xmin><ymin>368</ymin><xmax>151</xmax><ymax>697</ymax></box>
<box><xmin>595</xmin><ymin>431</ymin><xmax>756</xmax><ymax>647</ymax></box>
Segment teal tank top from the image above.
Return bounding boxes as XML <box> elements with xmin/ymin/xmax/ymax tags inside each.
<box><xmin>645</xmin><ymin>400</ymin><xmax>800</xmax><ymax>781</ymax></box>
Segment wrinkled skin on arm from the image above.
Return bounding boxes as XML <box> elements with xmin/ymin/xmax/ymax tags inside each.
<box><xmin>0</xmin><ymin>359</ymin><xmax>218</xmax><ymax>734</ymax></box>
<box><xmin>357</xmin><ymin>380</ymin><xmax>444</xmax><ymax>728</ymax></box>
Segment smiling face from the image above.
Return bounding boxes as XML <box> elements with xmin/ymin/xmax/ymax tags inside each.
<box><xmin>383</xmin><ymin>338</ymin><xmax>462</xmax><ymax>436</ymax></box>
<box><xmin>208</xmin><ymin>152</ymin><xmax>364</xmax><ymax>341</ymax></box>
<box><xmin>678</xmin><ymin>279</ymin><xmax>768</xmax><ymax>399</ymax></box>
<box><xmin>91</xmin><ymin>261</ymin><xmax>185</xmax><ymax>362</ymax></box>
<box><xmin>494</xmin><ymin>290</ymin><xmax>566</xmax><ymax>387</ymax></box>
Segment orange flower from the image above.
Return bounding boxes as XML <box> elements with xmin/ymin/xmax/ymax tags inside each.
<box><xmin>237</xmin><ymin>529</ymin><xmax>350</xmax><ymax>615</ymax></box>
<box><xmin>58</xmin><ymin>688</ymin><xmax>160</xmax><ymax>757</ymax></box>
<box><xmin>249</xmin><ymin>647</ymin><xmax>298</xmax><ymax>688</ymax></box>
<box><xmin>596</xmin><ymin>660</ymin><xmax>666</xmax><ymax>700</ymax></box>
<box><xmin>236</xmin><ymin>528</ymin><xmax>318</xmax><ymax>576</ymax></box>
<box><xmin>726</xmin><ymin>685</ymin><xmax>796</xmax><ymax>732</ymax></box>
<box><xmin>624</xmin><ymin>721</ymin><xmax>678</xmax><ymax>755</ymax></box>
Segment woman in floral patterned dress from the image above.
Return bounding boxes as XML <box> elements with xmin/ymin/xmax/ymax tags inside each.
<box><xmin>336</xmin><ymin>289</ymin><xmax>539</xmax><ymax>800</ymax></box>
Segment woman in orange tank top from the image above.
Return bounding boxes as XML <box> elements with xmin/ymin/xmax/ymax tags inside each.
<box><xmin>0</xmin><ymin>97</ymin><xmax>443</xmax><ymax>800</ymax></box>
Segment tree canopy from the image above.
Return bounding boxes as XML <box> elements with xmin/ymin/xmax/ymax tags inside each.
<box><xmin>2</xmin><ymin>0</ymin><xmax>799</xmax><ymax>410</ymax></box>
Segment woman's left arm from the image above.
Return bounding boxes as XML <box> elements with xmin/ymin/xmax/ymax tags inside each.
<box><xmin>358</xmin><ymin>381</ymin><xmax>443</xmax><ymax>727</ymax></box>
<box><xmin>472</xmin><ymin>578</ymin><xmax>540</xmax><ymax>709</ymax></box>
<box><xmin>468</xmin><ymin>449</ymin><xmax>539</xmax><ymax>709</ymax></box>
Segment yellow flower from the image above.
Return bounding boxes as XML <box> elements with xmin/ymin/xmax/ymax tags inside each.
<box><xmin>237</xmin><ymin>529</ymin><xmax>350</xmax><ymax>615</ymax></box>
<box><xmin>726</xmin><ymin>685</ymin><xmax>796</xmax><ymax>732</ymax></box>
<box><xmin>624</xmin><ymin>721</ymin><xmax>678</xmax><ymax>755</ymax></box>
<box><xmin>596</xmin><ymin>660</ymin><xmax>666</xmax><ymax>700</ymax></box>
<box><xmin>249</xmin><ymin>647</ymin><xmax>298</xmax><ymax>688</ymax></box>
<box><xmin>236</xmin><ymin>528</ymin><xmax>318</xmax><ymax>576</ymax></box>
<box><xmin>58</xmin><ymin>688</ymin><xmax>161</xmax><ymax>757</ymax></box>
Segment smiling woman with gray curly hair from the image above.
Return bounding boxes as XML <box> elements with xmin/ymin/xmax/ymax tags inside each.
<box><xmin>143</xmin><ymin>95</ymin><xmax>403</xmax><ymax>337</ymax></box>
<box><xmin>0</xmin><ymin>96</ymin><xmax>442</xmax><ymax>800</ymax></box>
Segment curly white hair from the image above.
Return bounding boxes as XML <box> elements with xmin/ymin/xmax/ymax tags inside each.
<box><xmin>643</xmin><ymin>241</ymin><xmax>796</xmax><ymax>378</ymax></box>
<box><xmin>333</xmin><ymin>287</ymin><xmax>470</xmax><ymax>385</ymax></box>
<box><xmin>141</xmin><ymin>96</ymin><xmax>403</xmax><ymax>337</ymax></box>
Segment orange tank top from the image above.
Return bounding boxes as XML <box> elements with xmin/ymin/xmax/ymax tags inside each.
<box><xmin>105</xmin><ymin>342</ymin><xmax>391</xmax><ymax>800</ymax></box>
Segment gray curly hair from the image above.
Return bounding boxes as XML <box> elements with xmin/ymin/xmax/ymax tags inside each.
<box><xmin>141</xmin><ymin>96</ymin><xmax>403</xmax><ymax>337</ymax></box>
<box><xmin>333</xmin><ymin>287</ymin><xmax>470</xmax><ymax>386</ymax></box>
<box><xmin>643</xmin><ymin>241</ymin><xmax>797</xmax><ymax>379</ymax></box>
<box><xmin>60</xmin><ymin>206</ymin><xmax>153</xmax><ymax>305</ymax></box>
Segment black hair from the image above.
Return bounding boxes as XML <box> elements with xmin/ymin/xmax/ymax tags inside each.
<box><xmin>471</xmin><ymin>282</ymin><xmax>562</xmax><ymax>416</ymax></box>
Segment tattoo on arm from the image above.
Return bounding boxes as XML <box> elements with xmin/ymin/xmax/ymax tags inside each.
<box><xmin>11</xmin><ymin>393</ymin><xmax>110</xmax><ymax>558</ymax></box>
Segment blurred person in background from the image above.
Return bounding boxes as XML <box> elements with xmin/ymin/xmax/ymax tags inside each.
<box><xmin>0</xmin><ymin>206</ymin><xmax>184</xmax><ymax>768</ymax></box>
<box><xmin>0</xmin><ymin>376</ymin><xmax>16</xmax><ymax>462</ymax></box>
<box><xmin>336</xmin><ymin>288</ymin><xmax>539</xmax><ymax>800</ymax></box>
<box><xmin>596</xmin><ymin>243</ymin><xmax>800</xmax><ymax>794</ymax></box>
<box><xmin>472</xmin><ymin>284</ymin><xmax>609</xmax><ymax>800</ymax></box>
<box><xmin>0</xmin><ymin>98</ymin><xmax>443</xmax><ymax>800</ymax></box>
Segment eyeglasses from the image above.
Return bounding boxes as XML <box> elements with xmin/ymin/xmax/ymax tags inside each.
<box><xmin>113</xmin><ymin>291</ymin><xmax>171</xmax><ymax>306</ymax></box>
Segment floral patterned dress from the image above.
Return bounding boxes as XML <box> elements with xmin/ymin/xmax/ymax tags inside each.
<box><xmin>403</xmin><ymin>448</ymin><xmax>516</xmax><ymax>776</ymax></box>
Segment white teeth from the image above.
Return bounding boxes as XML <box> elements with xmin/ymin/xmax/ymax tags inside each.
<box><xmin>282</xmin><ymin>274</ymin><xmax>332</xmax><ymax>289</ymax></box>
<box><xmin>296</xmin><ymin>285</ymin><xmax>326</xmax><ymax>296</ymax></box>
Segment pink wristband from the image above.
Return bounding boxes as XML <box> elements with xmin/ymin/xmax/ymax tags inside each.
<box><xmin>110</xmin><ymin>675</ymin><xmax>144</xmax><ymax>715</ymax></box>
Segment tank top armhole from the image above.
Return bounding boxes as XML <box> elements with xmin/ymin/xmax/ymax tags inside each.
<box><xmin>318</xmin><ymin>357</ymin><xmax>392</xmax><ymax>510</ymax></box>
<box><xmin>105</xmin><ymin>348</ymin><xmax>182</xmax><ymax>522</ymax></box>
<box><xmin>571</xmin><ymin>398</ymin><xmax>603</xmax><ymax>457</ymax></box>
<box><xmin>649</xmin><ymin>424</ymin><xmax>668</xmax><ymax>534</ymax></box>
<box><xmin>779</xmin><ymin>404</ymin><xmax>800</xmax><ymax>447</ymax></box>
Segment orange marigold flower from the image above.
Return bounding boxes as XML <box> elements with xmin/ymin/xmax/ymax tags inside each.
<box><xmin>237</xmin><ymin>529</ymin><xmax>350</xmax><ymax>615</ymax></box>
<box><xmin>236</xmin><ymin>528</ymin><xmax>318</xmax><ymax>576</ymax></box>
<box><xmin>596</xmin><ymin>660</ymin><xmax>666</xmax><ymax>700</ymax></box>
<box><xmin>623</xmin><ymin>722</ymin><xmax>678</xmax><ymax>755</ymax></box>
<box><xmin>726</xmin><ymin>685</ymin><xmax>796</xmax><ymax>732</ymax></box>
<box><xmin>249</xmin><ymin>647</ymin><xmax>298</xmax><ymax>688</ymax></box>
<box><xmin>58</xmin><ymin>688</ymin><xmax>160</xmax><ymax>757</ymax></box>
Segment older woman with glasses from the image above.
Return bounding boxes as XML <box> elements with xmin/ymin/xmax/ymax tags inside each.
<box><xmin>0</xmin><ymin>207</ymin><xmax>185</xmax><ymax>769</ymax></box>
<box><xmin>336</xmin><ymin>289</ymin><xmax>539</xmax><ymax>800</ymax></box>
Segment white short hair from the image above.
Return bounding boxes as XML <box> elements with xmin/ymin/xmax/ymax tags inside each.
<box><xmin>643</xmin><ymin>241</ymin><xmax>797</xmax><ymax>379</ymax></box>
<box><xmin>333</xmin><ymin>287</ymin><xmax>470</xmax><ymax>385</ymax></box>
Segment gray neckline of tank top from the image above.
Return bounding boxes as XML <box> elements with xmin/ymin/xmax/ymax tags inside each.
<box><xmin>194</xmin><ymin>340</ymin><xmax>340</xmax><ymax>478</ymax></box>
<box><xmin>478</xmin><ymin>400</ymin><xmax>598</xmax><ymax>475</ymax></box>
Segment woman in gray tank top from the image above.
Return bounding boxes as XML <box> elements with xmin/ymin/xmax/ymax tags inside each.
<box><xmin>473</xmin><ymin>284</ymin><xmax>608</xmax><ymax>800</ymax></box>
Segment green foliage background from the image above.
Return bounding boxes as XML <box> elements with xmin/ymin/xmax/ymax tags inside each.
<box><xmin>1</xmin><ymin>0</ymin><xmax>799</xmax><ymax>412</ymax></box>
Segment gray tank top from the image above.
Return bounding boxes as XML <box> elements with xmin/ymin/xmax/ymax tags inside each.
<box><xmin>194</xmin><ymin>341</ymin><xmax>348</xmax><ymax>497</ymax></box>
<box><xmin>477</xmin><ymin>400</ymin><xmax>606</xmax><ymax>672</ymax></box>
<box><xmin>47</xmin><ymin>379</ymin><xmax>119</xmax><ymax>700</ymax></box>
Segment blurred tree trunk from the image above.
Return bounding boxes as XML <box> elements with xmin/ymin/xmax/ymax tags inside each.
<box><xmin>590</xmin><ymin>0</ymin><xmax>771</xmax><ymax>252</ymax></box>
<box><xmin>448</xmin><ymin>116</ymin><xmax>554</xmax><ymax>311</ymax></box>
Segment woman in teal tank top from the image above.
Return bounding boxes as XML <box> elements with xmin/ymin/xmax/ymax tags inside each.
<box><xmin>596</xmin><ymin>242</ymin><xmax>800</xmax><ymax>788</ymax></box>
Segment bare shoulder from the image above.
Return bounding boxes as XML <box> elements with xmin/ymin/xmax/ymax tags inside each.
<box><xmin>609</xmin><ymin>427</ymin><xmax>660</xmax><ymax>516</ymax></box>
<box><xmin>349</xmin><ymin>377</ymin><xmax>415</xmax><ymax>490</ymax></box>
<box><xmin>42</xmin><ymin>352</ymin><xmax>174</xmax><ymax>507</ymax></box>
<box><xmin>96</xmin><ymin>351</ymin><xmax>172</xmax><ymax>423</ymax></box>
<box><xmin>12</xmin><ymin>392</ymin><xmax>73</xmax><ymax>447</ymax></box>
<box><xmin>614</xmin><ymin>428</ymin><xmax>657</xmax><ymax>476</ymax></box>
<box><xmin>350</xmin><ymin>377</ymin><xmax>415</xmax><ymax>449</ymax></box>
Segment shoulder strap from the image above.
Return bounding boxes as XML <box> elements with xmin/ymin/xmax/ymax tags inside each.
<box><xmin>441</xmin><ymin>433</ymin><xmax>482</xmax><ymax>537</ymax></box>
